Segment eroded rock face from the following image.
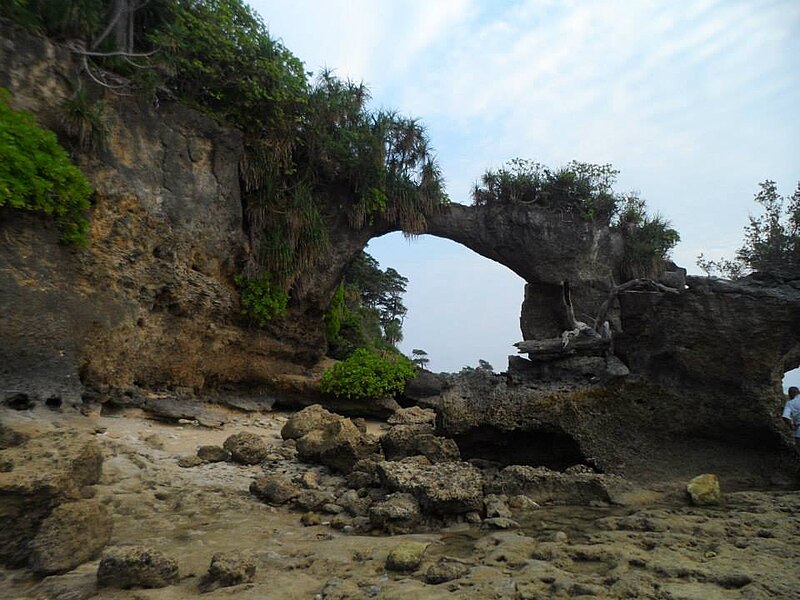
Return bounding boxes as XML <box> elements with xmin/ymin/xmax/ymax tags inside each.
<box><xmin>0</xmin><ymin>22</ymin><xmax>321</xmax><ymax>405</ymax></box>
<box><xmin>486</xmin><ymin>465</ymin><xmax>633</xmax><ymax>505</ymax></box>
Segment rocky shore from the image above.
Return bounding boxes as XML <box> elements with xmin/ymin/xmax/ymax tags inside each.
<box><xmin>2</xmin><ymin>400</ymin><xmax>798</xmax><ymax>599</ymax></box>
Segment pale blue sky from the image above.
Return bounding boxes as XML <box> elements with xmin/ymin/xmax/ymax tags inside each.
<box><xmin>249</xmin><ymin>1</ymin><xmax>800</xmax><ymax>386</ymax></box>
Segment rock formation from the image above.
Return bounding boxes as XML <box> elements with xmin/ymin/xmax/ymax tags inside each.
<box><xmin>1</xmin><ymin>22</ymin><xmax>799</xmax><ymax>485</ymax></box>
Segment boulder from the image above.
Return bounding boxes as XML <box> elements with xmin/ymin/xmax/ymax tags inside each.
<box><xmin>97</xmin><ymin>546</ymin><xmax>179</xmax><ymax>589</ymax></box>
<box><xmin>425</xmin><ymin>560</ymin><xmax>470</xmax><ymax>584</ymax></box>
<box><xmin>404</xmin><ymin>370</ymin><xmax>449</xmax><ymax>402</ymax></box>
<box><xmin>369</xmin><ymin>493</ymin><xmax>422</xmax><ymax>533</ymax></box>
<box><xmin>199</xmin><ymin>552</ymin><xmax>256</xmax><ymax>593</ymax></box>
<box><xmin>385</xmin><ymin>541</ymin><xmax>429</xmax><ymax>572</ymax></box>
<box><xmin>0</xmin><ymin>431</ymin><xmax>103</xmax><ymax>567</ymax></box>
<box><xmin>377</xmin><ymin>460</ymin><xmax>484</xmax><ymax>514</ymax></box>
<box><xmin>281</xmin><ymin>404</ymin><xmax>340</xmax><ymax>440</ymax></box>
<box><xmin>380</xmin><ymin>424</ymin><xmax>460</xmax><ymax>463</ymax></box>
<box><xmin>296</xmin><ymin>418</ymin><xmax>381</xmax><ymax>473</ymax></box>
<box><xmin>222</xmin><ymin>432</ymin><xmax>269</xmax><ymax>465</ymax></box>
<box><xmin>687</xmin><ymin>473</ymin><xmax>721</xmax><ymax>506</ymax></box>
<box><xmin>337</xmin><ymin>489</ymin><xmax>373</xmax><ymax>517</ymax></box>
<box><xmin>249</xmin><ymin>474</ymin><xmax>300</xmax><ymax>505</ymax></box>
<box><xmin>29</xmin><ymin>499</ymin><xmax>112</xmax><ymax>575</ymax></box>
<box><xmin>197</xmin><ymin>445</ymin><xmax>230</xmax><ymax>463</ymax></box>
<box><xmin>486</xmin><ymin>465</ymin><xmax>632</xmax><ymax>505</ymax></box>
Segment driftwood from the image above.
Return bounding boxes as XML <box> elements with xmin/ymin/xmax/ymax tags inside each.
<box><xmin>514</xmin><ymin>336</ymin><xmax>610</xmax><ymax>359</ymax></box>
<box><xmin>515</xmin><ymin>278</ymin><xmax>679</xmax><ymax>360</ymax></box>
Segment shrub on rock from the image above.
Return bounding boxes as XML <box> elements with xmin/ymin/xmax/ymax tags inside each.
<box><xmin>320</xmin><ymin>348</ymin><xmax>416</xmax><ymax>401</ymax></box>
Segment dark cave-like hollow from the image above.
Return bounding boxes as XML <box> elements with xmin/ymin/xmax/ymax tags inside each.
<box><xmin>452</xmin><ymin>425</ymin><xmax>587</xmax><ymax>471</ymax></box>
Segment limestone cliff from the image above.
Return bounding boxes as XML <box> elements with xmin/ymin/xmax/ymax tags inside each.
<box><xmin>0</xmin><ymin>21</ymin><xmax>314</xmax><ymax>403</ymax></box>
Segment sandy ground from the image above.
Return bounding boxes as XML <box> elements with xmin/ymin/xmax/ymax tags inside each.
<box><xmin>1</xmin><ymin>404</ymin><xmax>799</xmax><ymax>599</ymax></box>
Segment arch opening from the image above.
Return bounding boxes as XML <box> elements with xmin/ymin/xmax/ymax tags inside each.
<box><xmin>366</xmin><ymin>232</ymin><xmax>526</xmax><ymax>373</ymax></box>
<box><xmin>783</xmin><ymin>367</ymin><xmax>800</xmax><ymax>395</ymax></box>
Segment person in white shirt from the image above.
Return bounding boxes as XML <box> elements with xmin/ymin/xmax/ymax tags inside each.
<box><xmin>781</xmin><ymin>386</ymin><xmax>800</xmax><ymax>451</ymax></box>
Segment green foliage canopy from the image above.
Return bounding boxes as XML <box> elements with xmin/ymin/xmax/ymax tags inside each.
<box><xmin>0</xmin><ymin>88</ymin><xmax>92</xmax><ymax>244</ymax></box>
<box><xmin>698</xmin><ymin>180</ymin><xmax>800</xmax><ymax>279</ymax></box>
<box><xmin>325</xmin><ymin>251</ymin><xmax>408</xmax><ymax>358</ymax></box>
<box><xmin>319</xmin><ymin>348</ymin><xmax>416</xmax><ymax>401</ymax></box>
<box><xmin>234</xmin><ymin>273</ymin><xmax>289</xmax><ymax>326</ymax></box>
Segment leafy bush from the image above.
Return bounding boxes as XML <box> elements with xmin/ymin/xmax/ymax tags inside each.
<box><xmin>472</xmin><ymin>159</ymin><xmax>618</xmax><ymax>223</ymax></box>
<box><xmin>235</xmin><ymin>273</ymin><xmax>288</xmax><ymax>326</ymax></box>
<box><xmin>616</xmin><ymin>194</ymin><xmax>680</xmax><ymax>279</ymax></box>
<box><xmin>0</xmin><ymin>88</ymin><xmax>92</xmax><ymax>244</ymax></box>
<box><xmin>59</xmin><ymin>88</ymin><xmax>109</xmax><ymax>151</ymax></box>
<box><xmin>320</xmin><ymin>348</ymin><xmax>417</xmax><ymax>401</ymax></box>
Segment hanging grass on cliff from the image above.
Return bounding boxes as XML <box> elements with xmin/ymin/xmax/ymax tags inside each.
<box><xmin>2</xmin><ymin>0</ymin><xmax>448</xmax><ymax>295</ymax></box>
<box><xmin>0</xmin><ymin>88</ymin><xmax>92</xmax><ymax>245</ymax></box>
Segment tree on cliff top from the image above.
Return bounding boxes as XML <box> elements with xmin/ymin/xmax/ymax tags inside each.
<box><xmin>698</xmin><ymin>180</ymin><xmax>800</xmax><ymax>280</ymax></box>
<box><xmin>473</xmin><ymin>158</ymin><xmax>680</xmax><ymax>279</ymax></box>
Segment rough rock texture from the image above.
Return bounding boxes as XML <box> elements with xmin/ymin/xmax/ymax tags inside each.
<box><xmin>97</xmin><ymin>545</ymin><xmax>179</xmax><ymax>589</ymax></box>
<box><xmin>425</xmin><ymin>560</ymin><xmax>470</xmax><ymax>584</ymax></box>
<box><xmin>223</xmin><ymin>432</ymin><xmax>269</xmax><ymax>465</ymax></box>
<box><xmin>380</xmin><ymin>423</ymin><xmax>460</xmax><ymax>463</ymax></box>
<box><xmin>686</xmin><ymin>473</ymin><xmax>722</xmax><ymax>506</ymax></box>
<box><xmin>281</xmin><ymin>404</ymin><xmax>340</xmax><ymax>441</ymax></box>
<box><xmin>28</xmin><ymin>499</ymin><xmax>112</xmax><ymax>575</ymax></box>
<box><xmin>385</xmin><ymin>541</ymin><xmax>429</xmax><ymax>572</ymax></box>
<box><xmin>369</xmin><ymin>493</ymin><xmax>422</xmax><ymax>533</ymax></box>
<box><xmin>295</xmin><ymin>418</ymin><xmax>381</xmax><ymax>473</ymax></box>
<box><xmin>0</xmin><ymin>22</ymin><xmax>323</xmax><ymax>405</ymax></box>
<box><xmin>196</xmin><ymin>445</ymin><xmax>230</xmax><ymax>463</ymax></box>
<box><xmin>486</xmin><ymin>465</ymin><xmax>634</xmax><ymax>505</ymax></box>
<box><xmin>387</xmin><ymin>406</ymin><xmax>437</xmax><ymax>426</ymax></box>
<box><xmin>0</xmin><ymin>429</ymin><xmax>103</xmax><ymax>567</ymax></box>
<box><xmin>249</xmin><ymin>474</ymin><xmax>300</xmax><ymax>505</ymax></box>
<box><xmin>199</xmin><ymin>552</ymin><xmax>256</xmax><ymax>593</ymax></box>
<box><xmin>378</xmin><ymin>460</ymin><xmax>484</xmax><ymax>514</ymax></box>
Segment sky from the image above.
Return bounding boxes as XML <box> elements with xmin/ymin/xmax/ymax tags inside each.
<box><xmin>248</xmin><ymin>0</ymin><xmax>800</xmax><ymax>387</ymax></box>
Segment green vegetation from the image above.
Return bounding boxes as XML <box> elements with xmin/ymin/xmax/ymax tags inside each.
<box><xmin>410</xmin><ymin>349</ymin><xmax>430</xmax><ymax>368</ymax></box>
<box><xmin>234</xmin><ymin>273</ymin><xmax>289</xmax><ymax>326</ymax></box>
<box><xmin>326</xmin><ymin>251</ymin><xmax>409</xmax><ymax>359</ymax></box>
<box><xmin>59</xmin><ymin>88</ymin><xmax>109</xmax><ymax>151</ymax></box>
<box><xmin>3</xmin><ymin>0</ymin><xmax>447</xmax><ymax>301</ymax></box>
<box><xmin>616</xmin><ymin>194</ymin><xmax>681</xmax><ymax>279</ymax></box>
<box><xmin>319</xmin><ymin>348</ymin><xmax>417</xmax><ymax>401</ymax></box>
<box><xmin>698</xmin><ymin>180</ymin><xmax>799</xmax><ymax>279</ymax></box>
<box><xmin>472</xmin><ymin>159</ymin><xmax>619</xmax><ymax>222</ymax></box>
<box><xmin>473</xmin><ymin>159</ymin><xmax>680</xmax><ymax>278</ymax></box>
<box><xmin>0</xmin><ymin>88</ymin><xmax>92</xmax><ymax>244</ymax></box>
